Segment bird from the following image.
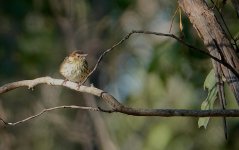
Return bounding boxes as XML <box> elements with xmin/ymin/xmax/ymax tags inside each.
<box><xmin>59</xmin><ymin>50</ymin><xmax>89</xmax><ymax>85</ymax></box>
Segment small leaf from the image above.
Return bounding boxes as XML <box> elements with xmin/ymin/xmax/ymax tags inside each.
<box><xmin>203</xmin><ymin>69</ymin><xmax>216</xmax><ymax>90</ymax></box>
<box><xmin>198</xmin><ymin>87</ymin><xmax>217</xmax><ymax>128</ymax></box>
<box><xmin>198</xmin><ymin>117</ymin><xmax>210</xmax><ymax>129</ymax></box>
<box><xmin>198</xmin><ymin>69</ymin><xmax>218</xmax><ymax>129</ymax></box>
<box><xmin>179</xmin><ymin>8</ymin><xmax>183</xmax><ymax>32</ymax></box>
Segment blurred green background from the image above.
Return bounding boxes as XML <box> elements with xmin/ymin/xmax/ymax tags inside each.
<box><xmin>1</xmin><ymin>0</ymin><xmax>239</xmax><ymax>149</ymax></box>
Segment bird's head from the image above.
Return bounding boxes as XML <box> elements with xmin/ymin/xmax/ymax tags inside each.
<box><xmin>68</xmin><ymin>50</ymin><xmax>88</xmax><ymax>62</ymax></box>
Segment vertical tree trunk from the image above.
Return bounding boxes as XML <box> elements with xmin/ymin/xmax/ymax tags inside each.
<box><xmin>178</xmin><ymin>0</ymin><xmax>239</xmax><ymax>105</ymax></box>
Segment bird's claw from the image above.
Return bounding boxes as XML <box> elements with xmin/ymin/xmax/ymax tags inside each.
<box><xmin>62</xmin><ymin>79</ymin><xmax>68</xmax><ymax>85</ymax></box>
<box><xmin>77</xmin><ymin>82</ymin><xmax>82</xmax><ymax>90</ymax></box>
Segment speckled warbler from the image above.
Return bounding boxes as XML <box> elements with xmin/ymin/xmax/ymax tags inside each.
<box><xmin>60</xmin><ymin>50</ymin><xmax>89</xmax><ymax>84</ymax></box>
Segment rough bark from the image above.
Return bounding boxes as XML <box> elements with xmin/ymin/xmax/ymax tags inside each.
<box><xmin>178</xmin><ymin>0</ymin><xmax>239</xmax><ymax>105</ymax></box>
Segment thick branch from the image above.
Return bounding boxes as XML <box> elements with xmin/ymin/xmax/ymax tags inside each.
<box><xmin>2</xmin><ymin>77</ymin><xmax>239</xmax><ymax>120</ymax></box>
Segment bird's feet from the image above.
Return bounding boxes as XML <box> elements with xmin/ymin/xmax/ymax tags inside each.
<box><xmin>62</xmin><ymin>79</ymin><xmax>68</xmax><ymax>85</ymax></box>
<box><xmin>77</xmin><ymin>82</ymin><xmax>82</xmax><ymax>90</ymax></box>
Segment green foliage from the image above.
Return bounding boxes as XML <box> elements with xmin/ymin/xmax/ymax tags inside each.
<box><xmin>198</xmin><ymin>69</ymin><xmax>218</xmax><ymax>129</ymax></box>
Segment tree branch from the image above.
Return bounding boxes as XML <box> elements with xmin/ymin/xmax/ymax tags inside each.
<box><xmin>82</xmin><ymin>30</ymin><xmax>239</xmax><ymax>85</ymax></box>
<box><xmin>1</xmin><ymin>76</ymin><xmax>239</xmax><ymax>127</ymax></box>
<box><xmin>1</xmin><ymin>105</ymin><xmax>99</xmax><ymax>126</ymax></box>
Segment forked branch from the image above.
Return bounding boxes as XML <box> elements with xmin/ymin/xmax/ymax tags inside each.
<box><xmin>1</xmin><ymin>77</ymin><xmax>239</xmax><ymax>126</ymax></box>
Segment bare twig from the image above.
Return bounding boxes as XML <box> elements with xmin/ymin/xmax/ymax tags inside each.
<box><xmin>211</xmin><ymin>0</ymin><xmax>239</xmax><ymax>51</ymax></box>
<box><xmin>2</xmin><ymin>77</ymin><xmax>239</xmax><ymax>126</ymax></box>
<box><xmin>215</xmin><ymin>63</ymin><xmax>228</xmax><ymax>139</ymax></box>
<box><xmin>81</xmin><ymin>31</ymin><xmax>134</xmax><ymax>84</ymax></box>
<box><xmin>169</xmin><ymin>6</ymin><xmax>179</xmax><ymax>33</ymax></box>
<box><xmin>210</xmin><ymin>0</ymin><xmax>239</xmax><ymax>52</ymax></box>
<box><xmin>131</xmin><ymin>31</ymin><xmax>239</xmax><ymax>78</ymax></box>
<box><xmin>1</xmin><ymin>105</ymin><xmax>99</xmax><ymax>126</ymax></box>
<box><xmin>82</xmin><ymin>30</ymin><xmax>239</xmax><ymax>85</ymax></box>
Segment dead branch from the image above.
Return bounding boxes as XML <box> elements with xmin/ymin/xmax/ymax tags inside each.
<box><xmin>82</xmin><ymin>30</ymin><xmax>239</xmax><ymax>85</ymax></box>
<box><xmin>1</xmin><ymin>105</ymin><xmax>99</xmax><ymax>126</ymax></box>
<box><xmin>1</xmin><ymin>77</ymin><xmax>239</xmax><ymax>126</ymax></box>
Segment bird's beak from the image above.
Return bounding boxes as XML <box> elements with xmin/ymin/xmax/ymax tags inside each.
<box><xmin>81</xmin><ymin>54</ymin><xmax>88</xmax><ymax>57</ymax></box>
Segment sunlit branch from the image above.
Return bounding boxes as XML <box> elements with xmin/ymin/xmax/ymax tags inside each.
<box><xmin>2</xmin><ymin>77</ymin><xmax>239</xmax><ymax>126</ymax></box>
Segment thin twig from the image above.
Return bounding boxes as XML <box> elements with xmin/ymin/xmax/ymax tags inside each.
<box><xmin>81</xmin><ymin>30</ymin><xmax>239</xmax><ymax>84</ymax></box>
<box><xmin>133</xmin><ymin>30</ymin><xmax>239</xmax><ymax>78</ymax></box>
<box><xmin>1</xmin><ymin>105</ymin><xmax>99</xmax><ymax>126</ymax></box>
<box><xmin>210</xmin><ymin>0</ymin><xmax>239</xmax><ymax>52</ymax></box>
<box><xmin>81</xmin><ymin>31</ymin><xmax>134</xmax><ymax>84</ymax></box>
<box><xmin>215</xmin><ymin>63</ymin><xmax>228</xmax><ymax>139</ymax></box>
<box><xmin>169</xmin><ymin>6</ymin><xmax>179</xmax><ymax>33</ymax></box>
<box><xmin>213</xmin><ymin>39</ymin><xmax>225</xmax><ymax>61</ymax></box>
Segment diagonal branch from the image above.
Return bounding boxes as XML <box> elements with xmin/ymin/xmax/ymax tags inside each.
<box><xmin>82</xmin><ymin>30</ymin><xmax>239</xmax><ymax>85</ymax></box>
<box><xmin>210</xmin><ymin>0</ymin><xmax>239</xmax><ymax>52</ymax></box>
<box><xmin>1</xmin><ymin>105</ymin><xmax>99</xmax><ymax>126</ymax></box>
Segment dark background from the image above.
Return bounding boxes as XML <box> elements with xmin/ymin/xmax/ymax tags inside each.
<box><xmin>1</xmin><ymin>0</ymin><xmax>239</xmax><ymax>149</ymax></box>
